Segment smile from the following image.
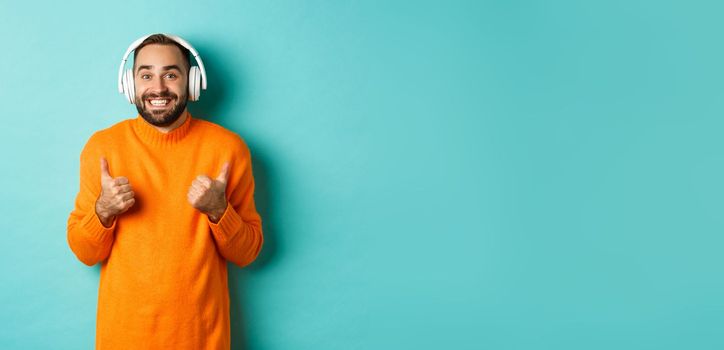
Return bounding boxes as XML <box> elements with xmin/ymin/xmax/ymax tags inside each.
<box><xmin>147</xmin><ymin>98</ymin><xmax>172</xmax><ymax>107</ymax></box>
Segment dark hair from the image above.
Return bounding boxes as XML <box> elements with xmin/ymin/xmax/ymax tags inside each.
<box><xmin>132</xmin><ymin>34</ymin><xmax>191</xmax><ymax>73</ymax></box>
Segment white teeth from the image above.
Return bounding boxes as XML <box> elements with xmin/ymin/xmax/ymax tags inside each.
<box><xmin>149</xmin><ymin>99</ymin><xmax>169</xmax><ymax>106</ymax></box>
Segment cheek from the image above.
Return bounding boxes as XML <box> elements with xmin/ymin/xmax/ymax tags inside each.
<box><xmin>173</xmin><ymin>80</ymin><xmax>188</xmax><ymax>94</ymax></box>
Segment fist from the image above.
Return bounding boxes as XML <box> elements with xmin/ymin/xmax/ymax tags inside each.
<box><xmin>95</xmin><ymin>157</ymin><xmax>135</xmax><ymax>227</ymax></box>
<box><xmin>188</xmin><ymin>162</ymin><xmax>230</xmax><ymax>223</ymax></box>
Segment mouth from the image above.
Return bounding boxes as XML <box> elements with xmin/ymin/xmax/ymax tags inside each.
<box><xmin>146</xmin><ymin>97</ymin><xmax>174</xmax><ymax>109</ymax></box>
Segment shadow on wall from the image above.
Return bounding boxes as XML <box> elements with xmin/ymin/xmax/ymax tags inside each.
<box><xmin>228</xmin><ymin>154</ymin><xmax>276</xmax><ymax>350</ymax></box>
<box><xmin>188</xmin><ymin>38</ymin><xmax>280</xmax><ymax>350</ymax></box>
<box><xmin>187</xmin><ymin>37</ymin><xmax>243</xmax><ymax>124</ymax></box>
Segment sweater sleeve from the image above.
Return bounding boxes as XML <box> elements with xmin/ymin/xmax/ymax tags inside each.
<box><xmin>67</xmin><ymin>135</ymin><xmax>117</xmax><ymax>266</ymax></box>
<box><xmin>207</xmin><ymin>138</ymin><xmax>264</xmax><ymax>268</ymax></box>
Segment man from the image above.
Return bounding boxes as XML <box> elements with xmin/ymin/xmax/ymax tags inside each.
<box><xmin>67</xmin><ymin>33</ymin><xmax>263</xmax><ymax>349</ymax></box>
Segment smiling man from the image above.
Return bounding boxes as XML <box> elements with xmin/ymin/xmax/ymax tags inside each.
<box><xmin>133</xmin><ymin>43</ymin><xmax>189</xmax><ymax>132</ymax></box>
<box><xmin>67</xmin><ymin>34</ymin><xmax>264</xmax><ymax>349</ymax></box>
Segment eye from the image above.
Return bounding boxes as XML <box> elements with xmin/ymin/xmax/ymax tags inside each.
<box><xmin>140</xmin><ymin>74</ymin><xmax>151</xmax><ymax>80</ymax></box>
<box><xmin>165</xmin><ymin>73</ymin><xmax>177</xmax><ymax>79</ymax></box>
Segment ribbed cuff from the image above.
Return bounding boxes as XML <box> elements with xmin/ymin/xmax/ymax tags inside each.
<box><xmin>79</xmin><ymin>210</ymin><xmax>116</xmax><ymax>242</ymax></box>
<box><xmin>208</xmin><ymin>202</ymin><xmax>242</xmax><ymax>244</ymax></box>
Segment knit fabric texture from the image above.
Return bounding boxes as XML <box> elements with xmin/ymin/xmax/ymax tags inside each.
<box><xmin>67</xmin><ymin>113</ymin><xmax>263</xmax><ymax>349</ymax></box>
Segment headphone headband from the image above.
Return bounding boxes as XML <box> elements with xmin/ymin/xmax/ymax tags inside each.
<box><xmin>117</xmin><ymin>33</ymin><xmax>207</xmax><ymax>94</ymax></box>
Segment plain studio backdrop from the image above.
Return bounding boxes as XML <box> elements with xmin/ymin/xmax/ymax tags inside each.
<box><xmin>1</xmin><ymin>1</ymin><xmax>723</xmax><ymax>349</ymax></box>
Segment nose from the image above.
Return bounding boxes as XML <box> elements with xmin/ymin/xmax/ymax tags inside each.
<box><xmin>149</xmin><ymin>75</ymin><xmax>168</xmax><ymax>94</ymax></box>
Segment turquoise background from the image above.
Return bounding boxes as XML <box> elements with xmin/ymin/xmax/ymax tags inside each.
<box><xmin>1</xmin><ymin>0</ymin><xmax>722</xmax><ymax>349</ymax></box>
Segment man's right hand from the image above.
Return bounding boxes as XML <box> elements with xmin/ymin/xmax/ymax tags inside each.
<box><xmin>95</xmin><ymin>157</ymin><xmax>135</xmax><ymax>228</ymax></box>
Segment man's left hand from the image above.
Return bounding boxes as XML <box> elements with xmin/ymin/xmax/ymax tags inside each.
<box><xmin>188</xmin><ymin>162</ymin><xmax>230</xmax><ymax>223</ymax></box>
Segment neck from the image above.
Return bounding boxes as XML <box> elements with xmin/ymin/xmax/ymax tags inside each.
<box><xmin>152</xmin><ymin>109</ymin><xmax>188</xmax><ymax>134</ymax></box>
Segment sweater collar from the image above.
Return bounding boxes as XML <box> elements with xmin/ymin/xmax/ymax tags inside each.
<box><xmin>132</xmin><ymin>112</ymin><xmax>194</xmax><ymax>146</ymax></box>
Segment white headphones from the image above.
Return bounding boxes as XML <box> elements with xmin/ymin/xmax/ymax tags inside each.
<box><xmin>117</xmin><ymin>33</ymin><xmax>207</xmax><ymax>104</ymax></box>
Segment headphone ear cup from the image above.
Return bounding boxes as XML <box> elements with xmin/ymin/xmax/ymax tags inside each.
<box><xmin>188</xmin><ymin>66</ymin><xmax>201</xmax><ymax>101</ymax></box>
<box><xmin>123</xmin><ymin>69</ymin><xmax>135</xmax><ymax>104</ymax></box>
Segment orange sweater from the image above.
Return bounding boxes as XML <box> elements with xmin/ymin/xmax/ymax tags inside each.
<box><xmin>67</xmin><ymin>113</ymin><xmax>263</xmax><ymax>349</ymax></box>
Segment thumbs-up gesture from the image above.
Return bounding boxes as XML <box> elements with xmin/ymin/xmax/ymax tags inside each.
<box><xmin>188</xmin><ymin>162</ymin><xmax>230</xmax><ymax>223</ymax></box>
<box><xmin>95</xmin><ymin>157</ymin><xmax>135</xmax><ymax>227</ymax></box>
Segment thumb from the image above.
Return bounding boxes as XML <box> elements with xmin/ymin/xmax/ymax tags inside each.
<box><xmin>100</xmin><ymin>157</ymin><xmax>112</xmax><ymax>181</ymax></box>
<box><xmin>216</xmin><ymin>162</ymin><xmax>230</xmax><ymax>183</ymax></box>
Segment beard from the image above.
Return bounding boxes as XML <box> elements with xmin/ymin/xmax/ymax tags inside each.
<box><xmin>134</xmin><ymin>90</ymin><xmax>188</xmax><ymax>127</ymax></box>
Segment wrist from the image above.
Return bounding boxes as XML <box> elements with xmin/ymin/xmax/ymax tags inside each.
<box><xmin>95</xmin><ymin>200</ymin><xmax>115</xmax><ymax>227</ymax></box>
<box><xmin>95</xmin><ymin>211</ymin><xmax>115</xmax><ymax>228</ymax></box>
<box><xmin>208</xmin><ymin>203</ymin><xmax>228</xmax><ymax>223</ymax></box>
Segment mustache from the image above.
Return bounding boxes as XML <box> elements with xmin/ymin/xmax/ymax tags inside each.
<box><xmin>142</xmin><ymin>92</ymin><xmax>178</xmax><ymax>99</ymax></box>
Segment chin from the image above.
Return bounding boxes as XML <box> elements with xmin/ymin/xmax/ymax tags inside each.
<box><xmin>136</xmin><ymin>99</ymin><xmax>187</xmax><ymax>127</ymax></box>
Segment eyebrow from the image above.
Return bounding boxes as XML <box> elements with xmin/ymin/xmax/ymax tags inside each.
<box><xmin>136</xmin><ymin>64</ymin><xmax>183</xmax><ymax>73</ymax></box>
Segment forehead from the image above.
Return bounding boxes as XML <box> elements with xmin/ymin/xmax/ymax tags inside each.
<box><xmin>134</xmin><ymin>44</ymin><xmax>186</xmax><ymax>69</ymax></box>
